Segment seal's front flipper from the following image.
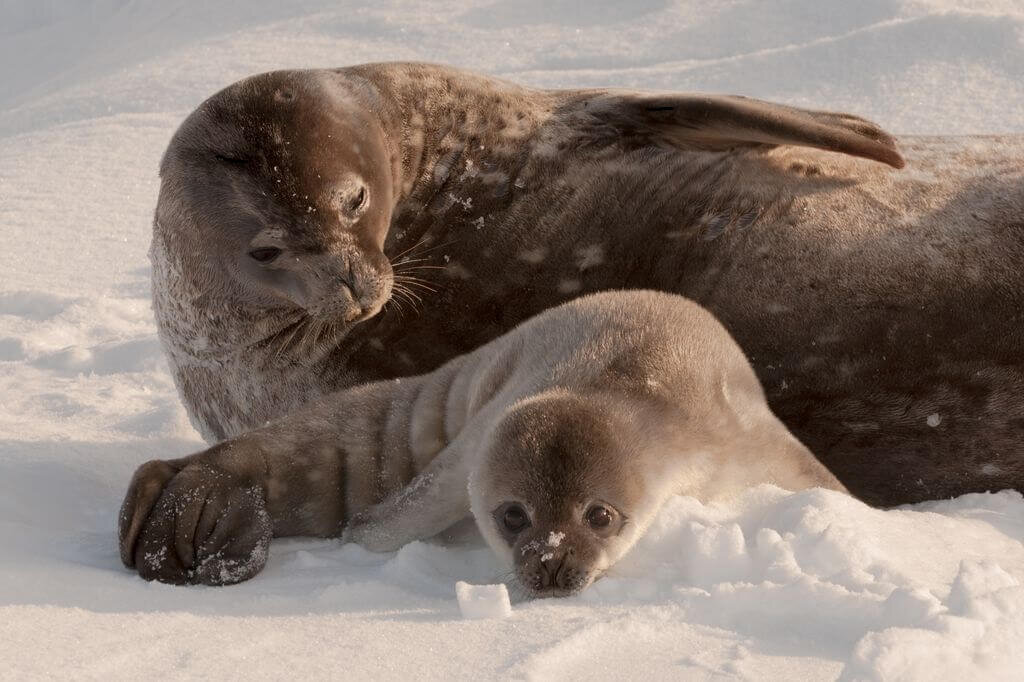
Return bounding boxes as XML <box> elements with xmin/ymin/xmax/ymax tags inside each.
<box><xmin>118</xmin><ymin>453</ymin><xmax>272</xmax><ymax>585</ymax></box>
<box><xmin>579</xmin><ymin>91</ymin><xmax>905</xmax><ymax>168</ymax></box>
<box><xmin>343</xmin><ymin>445</ymin><xmax>471</xmax><ymax>553</ymax></box>
<box><xmin>428</xmin><ymin>516</ymin><xmax>481</xmax><ymax>546</ymax></box>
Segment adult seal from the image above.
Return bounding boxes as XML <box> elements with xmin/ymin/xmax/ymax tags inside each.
<box><xmin>151</xmin><ymin>62</ymin><xmax>1024</xmax><ymax>506</ymax></box>
<box><xmin>119</xmin><ymin>291</ymin><xmax>845</xmax><ymax>590</ymax></box>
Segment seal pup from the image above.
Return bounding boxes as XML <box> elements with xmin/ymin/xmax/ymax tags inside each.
<box><xmin>153</xmin><ymin>62</ymin><xmax>1024</xmax><ymax>505</ymax></box>
<box><xmin>119</xmin><ymin>291</ymin><xmax>844</xmax><ymax>590</ymax></box>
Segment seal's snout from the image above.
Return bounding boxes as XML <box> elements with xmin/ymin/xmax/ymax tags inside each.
<box><xmin>522</xmin><ymin>552</ymin><xmax>591</xmax><ymax>598</ymax></box>
<box><xmin>351</xmin><ymin>267</ymin><xmax>393</xmax><ymax>321</ymax></box>
<box><xmin>344</xmin><ymin>259</ymin><xmax>393</xmax><ymax>322</ymax></box>
<box><xmin>303</xmin><ymin>246</ymin><xmax>393</xmax><ymax>323</ymax></box>
<box><xmin>516</xmin><ymin>532</ymin><xmax>596</xmax><ymax>598</ymax></box>
<box><xmin>313</xmin><ymin>275</ymin><xmax>358</xmax><ymax>320</ymax></box>
<box><xmin>539</xmin><ymin>554</ymin><xmax>566</xmax><ymax>586</ymax></box>
<box><xmin>535</xmin><ymin>547</ymin><xmax>585</xmax><ymax>594</ymax></box>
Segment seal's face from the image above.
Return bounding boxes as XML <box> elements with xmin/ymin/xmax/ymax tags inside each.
<box><xmin>492</xmin><ymin>497</ymin><xmax>630</xmax><ymax>598</ymax></box>
<box><xmin>473</xmin><ymin>392</ymin><xmax>654</xmax><ymax>598</ymax></box>
<box><xmin>160</xmin><ymin>70</ymin><xmax>394</xmax><ymax>331</ymax></box>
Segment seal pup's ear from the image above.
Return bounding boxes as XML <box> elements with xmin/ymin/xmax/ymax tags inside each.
<box><xmin>582</xmin><ymin>92</ymin><xmax>905</xmax><ymax>169</ymax></box>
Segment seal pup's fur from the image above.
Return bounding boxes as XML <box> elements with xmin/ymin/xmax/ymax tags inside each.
<box><xmin>119</xmin><ymin>291</ymin><xmax>844</xmax><ymax>591</ymax></box>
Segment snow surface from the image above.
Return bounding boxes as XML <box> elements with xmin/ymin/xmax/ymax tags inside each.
<box><xmin>2</xmin><ymin>0</ymin><xmax>1024</xmax><ymax>679</ymax></box>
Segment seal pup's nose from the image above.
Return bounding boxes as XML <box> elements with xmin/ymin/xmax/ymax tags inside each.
<box><xmin>539</xmin><ymin>555</ymin><xmax>567</xmax><ymax>589</ymax></box>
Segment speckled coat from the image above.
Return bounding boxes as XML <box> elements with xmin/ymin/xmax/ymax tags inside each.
<box><xmin>151</xmin><ymin>63</ymin><xmax>1024</xmax><ymax>506</ymax></box>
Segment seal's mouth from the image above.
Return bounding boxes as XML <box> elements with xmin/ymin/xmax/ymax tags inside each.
<box><xmin>525</xmin><ymin>585</ymin><xmax>584</xmax><ymax>599</ymax></box>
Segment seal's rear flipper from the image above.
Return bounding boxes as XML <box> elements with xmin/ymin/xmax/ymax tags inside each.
<box><xmin>580</xmin><ymin>92</ymin><xmax>905</xmax><ymax>168</ymax></box>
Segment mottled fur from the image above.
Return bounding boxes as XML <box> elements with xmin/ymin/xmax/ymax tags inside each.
<box><xmin>119</xmin><ymin>291</ymin><xmax>842</xmax><ymax>589</ymax></box>
<box><xmin>151</xmin><ymin>62</ymin><xmax>1024</xmax><ymax>508</ymax></box>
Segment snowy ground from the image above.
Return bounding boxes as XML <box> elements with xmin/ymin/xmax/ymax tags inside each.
<box><xmin>2</xmin><ymin>1</ymin><xmax>1024</xmax><ymax>679</ymax></box>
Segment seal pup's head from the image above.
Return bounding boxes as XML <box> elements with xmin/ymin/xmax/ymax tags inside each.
<box><xmin>156</xmin><ymin>69</ymin><xmax>396</xmax><ymax>347</ymax></box>
<box><xmin>470</xmin><ymin>389</ymin><xmax>668</xmax><ymax>599</ymax></box>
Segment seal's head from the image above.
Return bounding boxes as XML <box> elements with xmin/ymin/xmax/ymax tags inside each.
<box><xmin>157</xmin><ymin>69</ymin><xmax>395</xmax><ymax>330</ymax></box>
<box><xmin>472</xmin><ymin>390</ymin><xmax>664</xmax><ymax>598</ymax></box>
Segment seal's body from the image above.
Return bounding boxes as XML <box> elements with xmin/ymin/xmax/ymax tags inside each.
<box><xmin>120</xmin><ymin>291</ymin><xmax>844</xmax><ymax>590</ymax></box>
<box><xmin>153</xmin><ymin>63</ymin><xmax>1024</xmax><ymax>506</ymax></box>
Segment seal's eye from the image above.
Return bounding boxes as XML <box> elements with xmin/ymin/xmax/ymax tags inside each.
<box><xmin>585</xmin><ymin>505</ymin><xmax>612</xmax><ymax>529</ymax></box>
<box><xmin>333</xmin><ymin>183</ymin><xmax>369</xmax><ymax>219</ymax></box>
<box><xmin>249</xmin><ymin>247</ymin><xmax>282</xmax><ymax>263</ymax></box>
<box><xmin>346</xmin><ymin>186</ymin><xmax>367</xmax><ymax>214</ymax></box>
<box><xmin>498</xmin><ymin>503</ymin><xmax>530</xmax><ymax>534</ymax></box>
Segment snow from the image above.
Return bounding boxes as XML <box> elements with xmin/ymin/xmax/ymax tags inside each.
<box><xmin>456</xmin><ymin>581</ymin><xmax>513</xmax><ymax>619</ymax></box>
<box><xmin>1</xmin><ymin>0</ymin><xmax>1023</xmax><ymax>679</ymax></box>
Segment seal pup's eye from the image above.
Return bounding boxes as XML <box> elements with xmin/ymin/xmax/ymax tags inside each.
<box><xmin>494</xmin><ymin>502</ymin><xmax>530</xmax><ymax>535</ymax></box>
<box><xmin>249</xmin><ymin>247</ymin><xmax>282</xmax><ymax>263</ymax></box>
<box><xmin>585</xmin><ymin>505</ymin><xmax>613</xmax><ymax>530</ymax></box>
<box><xmin>503</xmin><ymin>505</ymin><xmax>529</xmax><ymax>533</ymax></box>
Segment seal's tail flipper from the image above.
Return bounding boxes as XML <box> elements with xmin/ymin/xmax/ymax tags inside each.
<box><xmin>580</xmin><ymin>92</ymin><xmax>905</xmax><ymax>168</ymax></box>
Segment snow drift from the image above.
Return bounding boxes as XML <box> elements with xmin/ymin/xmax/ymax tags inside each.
<box><xmin>2</xmin><ymin>0</ymin><xmax>1024</xmax><ymax>679</ymax></box>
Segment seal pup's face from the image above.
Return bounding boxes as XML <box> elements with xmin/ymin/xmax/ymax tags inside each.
<box><xmin>160</xmin><ymin>70</ymin><xmax>395</xmax><ymax>335</ymax></box>
<box><xmin>471</xmin><ymin>391</ymin><xmax>661</xmax><ymax>599</ymax></box>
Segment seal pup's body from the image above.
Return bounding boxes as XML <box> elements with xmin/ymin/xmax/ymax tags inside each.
<box><xmin>154</xmin><ymin>62</ymin><xmax>1024</xmax><ymax>505</ymax></box>
<box><xmin>119</xmin><ymin>291</ymin><xmax>843</xmax><ymax>589</ymax></box>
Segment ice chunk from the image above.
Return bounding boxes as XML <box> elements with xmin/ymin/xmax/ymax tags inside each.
<box><xmin>455</xmin><ymin>581</ymin><xmax>512</xmax><ymax>619</ymax></box>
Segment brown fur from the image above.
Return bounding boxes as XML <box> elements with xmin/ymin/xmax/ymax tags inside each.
<box><xmin>153</xmin><ymin>63</ymin><xmax>1024</xmax><ymax>507</ymax></box>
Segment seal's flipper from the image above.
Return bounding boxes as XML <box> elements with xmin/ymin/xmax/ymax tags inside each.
<box><xmin>581</xmin><ymin>92</ymin><xmax>905</xmax><ymax>168</ymax></box>
<box><xmin>343</xmin><ymin>444</ymin><xmax>471</xmax><ymax>553</ymax></box>
<box><xmin>118</xmin><ymin>459</ymin><xmax>183</xmax><ymax>568</ymax></box>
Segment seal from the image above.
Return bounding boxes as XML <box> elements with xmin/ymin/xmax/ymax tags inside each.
<box><xmin>119</xmin><ymin>290</ymin><xmax>845</xmax><ymax>590</ymax></box>
<box><xmin>152</xmin><ymin>62</ymin><xmax>1024</xmax><ymax>506</ymax></box>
